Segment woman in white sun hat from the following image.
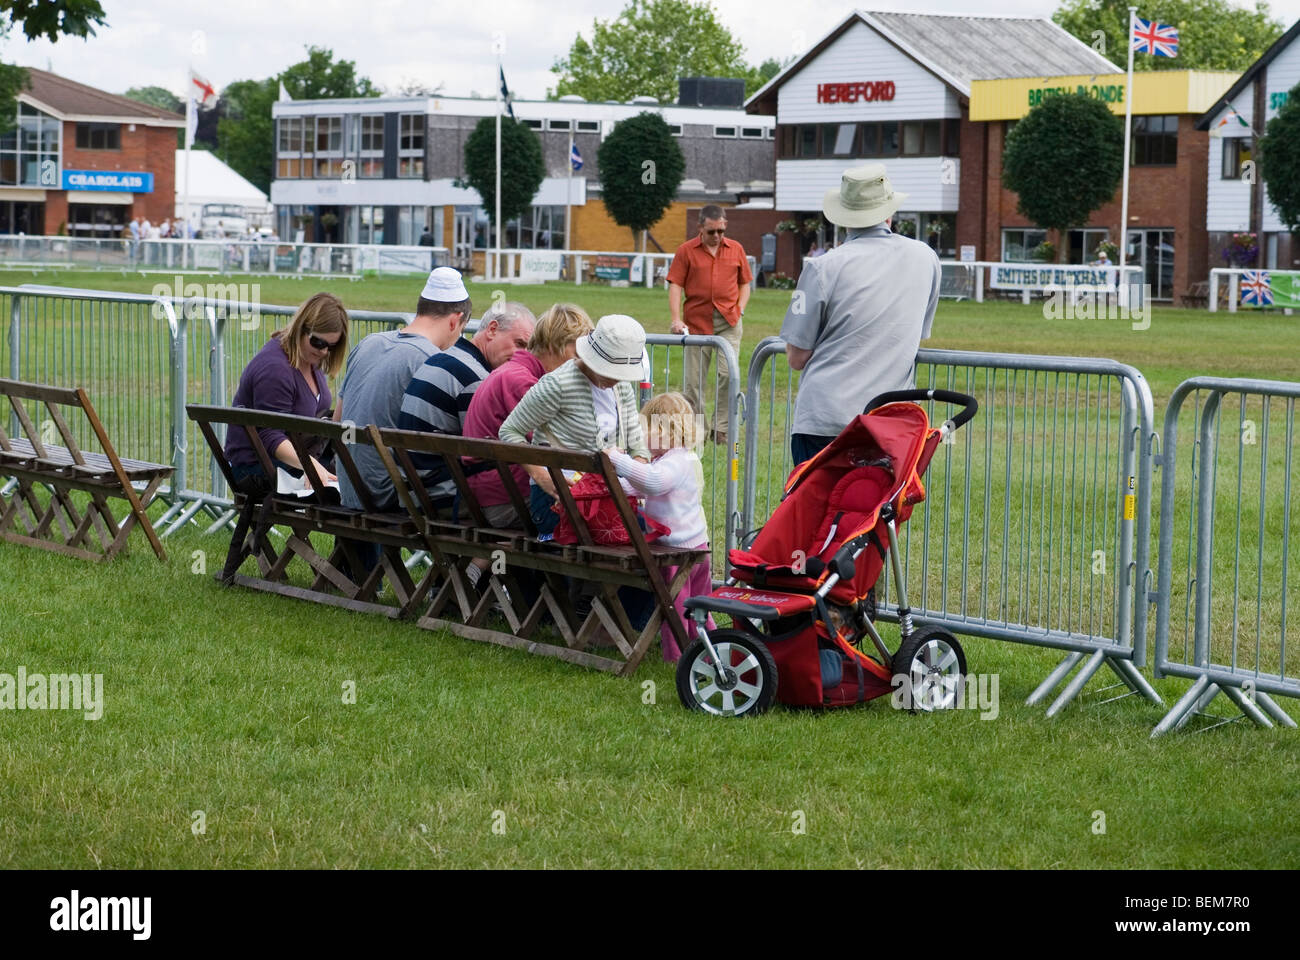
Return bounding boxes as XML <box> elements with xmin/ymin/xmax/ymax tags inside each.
<box><xmin>500</xmin><ymin>313</ymin><xmax>651</xmax><ymax>528</ymax></box>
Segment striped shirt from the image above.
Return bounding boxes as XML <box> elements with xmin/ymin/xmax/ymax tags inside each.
<box><xmin>499</xmin><ymin>358</ymin><xmax>649</xmax><ymax>459</ymax></box>
<box><xmin>397</xmin><ymin>338</ymin><xmax>490</xmax><ymax>498</ymax></box>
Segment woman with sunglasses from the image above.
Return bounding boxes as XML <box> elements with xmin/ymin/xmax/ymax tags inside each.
<box><xmin>224</xmin><ymin>291</ymin><xmax>350</xmax><ymax>494</ymax></box>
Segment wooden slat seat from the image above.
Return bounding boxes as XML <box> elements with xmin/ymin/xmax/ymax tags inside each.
<box><xmin>0</xmin><ymin>377</ymin><xmax>171</xmax><ymax>562</ymax></box>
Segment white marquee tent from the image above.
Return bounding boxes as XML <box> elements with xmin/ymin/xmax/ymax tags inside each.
<box><xmin>173</xmin><ymin>149</ymin><xmax>272</xmax><ymax>228</ymax></box>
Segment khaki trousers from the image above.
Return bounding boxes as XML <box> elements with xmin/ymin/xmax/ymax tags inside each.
<box><xmin>682</xmin><ymin>309</ymin><xmax>742</xmax><ymax>437</ymax></box>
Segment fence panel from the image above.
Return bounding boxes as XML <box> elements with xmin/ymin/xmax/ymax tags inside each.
<box><xmin>743</xmin><ymin>338</ymin><xmax>1161</xmax><ymax>715</ymax></box>
<box><xmin>1152</xmin><ymin>377</ymin><xmax>1300</xmax><ymax>735</ymax></box>
<box><xmin>3</xmin><ymin>287</ymin><xmax>181</xmax><ymax>499</ymax></box>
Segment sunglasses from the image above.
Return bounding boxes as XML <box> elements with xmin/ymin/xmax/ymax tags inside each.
<box><xmin>307</xmin><ymin>333</ymin><xmax>337</xmax><ymax>351</ymax></box>
<box><xmin>703</xmin><ymin>228</ymin><xmax>726</xmax><ymax>236</ymax></box>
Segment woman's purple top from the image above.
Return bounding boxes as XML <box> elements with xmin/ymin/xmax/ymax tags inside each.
<box><xmin>224</xmin><ymin>335</ymin><xmax>331</xmax><ymax>468</ymax></box>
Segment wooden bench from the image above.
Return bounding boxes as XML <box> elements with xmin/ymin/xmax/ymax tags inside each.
<box><xmin>187</xmin><ymin>405</ymin><xmax>424</xmax><ymax>616</ymax></box>
<box><xmin>1184</xmin><ymin>280</ymin><xmax>1210</xmax><ymax>308</ymax></box>
<box><xmin>0</xmin><ymin>378</ymin><xmax>172</xmax><ymax>561</ymax></box>
<box><xmin>372</xmin><ymin>426</ymin><xmax>707</xmax><ymax>675</ymax></box>
<box><xmin>186</xmin><ymin>403</ymin><xmax>707</xmax><ymax>676</ymax></box>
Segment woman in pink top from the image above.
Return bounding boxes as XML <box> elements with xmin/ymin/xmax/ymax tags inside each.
<box><xmin>462</xmin><ymin>304</ymin><xmax>594</xmax><ymax>527</ymax></box>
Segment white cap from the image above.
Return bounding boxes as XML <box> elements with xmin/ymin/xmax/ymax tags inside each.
<box><xmin>420</xmin><ymin>266</ymin><xmax>470</xmax><ymax>302</ymax></box>
<box><xmin>576</xmin><ymin>314</ymin><xmax>647</xmax><ymax>382</ymax></box>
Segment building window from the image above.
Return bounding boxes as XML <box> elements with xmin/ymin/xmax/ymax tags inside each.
<box><xmin>668</xmin><ymin>123</ymin><xmax>683</xmax><ymax>136</ymax></box>
<box><xmin>714</xmin><ymin>126</ymin><xmax>737</xmax><ymax>138</ymax></box>
<box><xmin>548</xmin><ymin>119</ymin><xmax>571</xmax><ymax>131</ymax></box>
<box><xmin>2</xmin><ymin>103</ymin><xmax>60</xmax><ymax>187</ymax></box>
<box><xmin>1068</xmin><ymin>228</ymin><xmax>1111</xmax><ymax>264</ymax></box>
<box><xmin>74</xmin><ymin>122</ymin><xmax>120</xmax><ymax>150</ymax></box>
<box><xmin>576</xmin><ymin>120</ymin><xmax>600</xmax><ymax>132</ymax></box>
<box><xmin>359</xmin><ymin>114</ymin><xmax>383</xmax><ymax>153</ymax></box>
<box><xmin>1002</xmin><ymin>228</ymin><xmax>1049</xmax><ymax>262</ymax></box>
<box><xmin>741</xmin><ymin>126</ymin><xmax>764</xmax><ymax>139</ymax></box>
<box><xmin>766</xmin><ymin>127</ymin><xmax>775</xmax><ymax>139</ymax></box>
<box><xmin>314</xmin><ymin>116</ymin><xmax>344</xmax><ymax>177</ymax></box>
<box><xmin>922</xmin><ymin>213</ymin><xmax>957</xmax><ymax>259</ymax></box>
<box><xmin>358</xmin><ymin>205</ymin><xmax>384</xmax><ymax>244</ymax></box>
<box><xmin>945</xmin><ymin>119</ymin><xmax>960</xmax><ymax>155</ymax></box>
<box><xmin>1132</xmin><ymin>115</ymin><xmax>1178</xmax><ymax>165</ymax></box>
<box><xmin>399</xmin><ymin>113</ymin><xmax>425</xmax><ymax>178</ymax></box>
<box><xmin>396</xmin><ymin>205</ymin><xmax>429</xmax><ymax>246</ymax></box>
<box><xmin>901</xmin><ymin>120</ymin><xmax>941</xmax><ymax>156</ymax></box>
<box><xmin>1220</xmin><ymin>137</ymin><xmax>1251</xmax><ymax>179</ymax></box>
<box><xmin>523</xmin><ymin>118</ymin><xmax>543</xmax><ymax>130</ymax></box>
<box><xmin>823</xmin><ymin>123</ymin><xmax>857</xmax><ymax>157</ymax></box>
<box><xmin>502</xmin><ymin>204</ymin><xmax>567</xmax><ymax>249</ymax></box>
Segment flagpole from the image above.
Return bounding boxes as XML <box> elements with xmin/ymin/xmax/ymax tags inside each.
<box><xmin>494</xmin><ymin>56</ymin><xmax>502</xmax><ymax>282</ymax></box>
<box><xmin>184</xmin><ymin>66</ymin><xmax>193</xmax><ymax>239</ymax></box>
<box><xmin>1118</xmin><ymin>6</ymin><xmax>1137</xmax><ymax>307</ymax></box>
<box><xmin>565</xmin><ymin>126</ymin><xmax>573</xmax><ymax>261</ymax></box>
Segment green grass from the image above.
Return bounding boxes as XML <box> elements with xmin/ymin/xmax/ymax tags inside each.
<box><xmin>2</xmin><ymin>270</ymin><xmax>1300</xmax><ymax>869</ymax></box>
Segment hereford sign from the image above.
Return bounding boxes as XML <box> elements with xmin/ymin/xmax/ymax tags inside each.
<box><xmin>816</xmin><ymin>81</ymin><xmax>896</xmax><ymax>104</ymax></box>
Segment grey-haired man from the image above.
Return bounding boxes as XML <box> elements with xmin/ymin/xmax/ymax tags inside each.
<box><xmin>780</xmin><ymin>163</ymin><xmax>940</xmax><ymax>464</ymax></box>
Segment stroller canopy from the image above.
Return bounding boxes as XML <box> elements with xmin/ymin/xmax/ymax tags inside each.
<box><xmin>731</xmin><ymin>402</ymin><xmax>934</xmax><ymax>603</ymax></box>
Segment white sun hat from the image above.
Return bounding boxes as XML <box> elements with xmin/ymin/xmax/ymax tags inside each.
<box><xmin>576</xmin><ymin>314</ymin><xmax>647</xmax><ymax>381</ymax></box>
<box><xmin>823</xmin><ymin>162</ymin><xmax>907</xmax><ymax>228</ymax></box>
<box><xmin>420</xmin><ymin>266</ymin><xmax>470</xmax><ymax>302</ymax></box>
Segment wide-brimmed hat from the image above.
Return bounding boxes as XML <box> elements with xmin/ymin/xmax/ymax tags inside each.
<box><xmin>420</xmin><ymin>266</ymin><xmax>469</xmax><ymax>302</ymax></box>
<box><xmin>576</xmin><ymin>314</ymin><xmax>646</xmax><ymax>382</ymax></box>
<box><xmin>823</xmin><ymin>163</ymin><xmax>907</xmax><ymax>228</ymax></box>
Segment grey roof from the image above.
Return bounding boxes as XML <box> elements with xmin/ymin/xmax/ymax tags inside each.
<box><xmin>864</xmin><ymin>11</ymin><xmax>1122</xmax><ymax>92</ymax></box>
<box><xmin>746</xmin><ymin>9</ymin><xmax>1122</xmax><ymax>112</ymax></box>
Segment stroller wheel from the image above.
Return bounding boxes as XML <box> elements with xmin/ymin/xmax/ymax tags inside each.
<box><xmin>676</xmin><ymin>630</ymin><xmax>778</xmax><ymax>717</ymax></box>
<box><xmin>891</xmin><ymin>626</ymin><xmax>967</xmax><ymax>712</ymax></box>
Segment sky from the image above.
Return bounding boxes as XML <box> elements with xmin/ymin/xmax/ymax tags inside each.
<box><xmin>2</xmin><ymin>0</ymin><xmax>1298</xmax><ymax>103</ymax></box>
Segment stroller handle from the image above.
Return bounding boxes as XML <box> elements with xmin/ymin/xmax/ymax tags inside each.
<box><xmin>864</xmin><ymin>389</ymin><xmax>978</xmax><ymax>430</ymax></box>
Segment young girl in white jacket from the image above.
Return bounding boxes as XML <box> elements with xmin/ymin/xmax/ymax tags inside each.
<box><xmin>605</xmin><ymin>392</ymin><xmax>715</xmax><ymax>661</ymax></box>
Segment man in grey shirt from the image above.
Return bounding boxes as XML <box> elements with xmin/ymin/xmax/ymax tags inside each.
<box><xmin>334</xmin><ymin>266</ymin><xmax>472</xmax><ymax>511</ymax></box>
<box><xmin>780</xmin><ymin>162</ymin><xmax>940</xmax><ymax>464</ymax></box>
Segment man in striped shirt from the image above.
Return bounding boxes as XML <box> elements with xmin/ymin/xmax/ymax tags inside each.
<box><xmin>397</xmin><ymin>301</ymin><xmax>535</xmax><ymax>504</ymax></box>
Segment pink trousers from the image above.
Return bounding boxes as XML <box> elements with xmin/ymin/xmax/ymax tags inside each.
<box><xmin>660</xmin><ymin>547</ymin><xmax>715</xmax><ymax>662</ymax></box>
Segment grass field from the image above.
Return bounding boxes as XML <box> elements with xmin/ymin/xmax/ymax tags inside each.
<box><xmin>1</xmin><ymin>268</ymin><xmax>1299</xmax><ymax>869</ymax></box>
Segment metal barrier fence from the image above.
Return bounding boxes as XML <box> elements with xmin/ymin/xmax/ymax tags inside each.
<box><xmin>742</xmin><ymin>337</ymin><xmax>1162</xmax><ymax>715</ymax></box>
<box><xmin>1</xmin><ymin>284</ymin><xmax>742</xmax><ymax>560</ymax></box>
<box><xmin>1152</xmin><ymin>377</ymin><xmax>1300</xmax><ymax>735</ymax></box>
<box><xmin>0</xmin><ymin>235</ymin><xmax>449</xmax><ymax>278</ymax></box>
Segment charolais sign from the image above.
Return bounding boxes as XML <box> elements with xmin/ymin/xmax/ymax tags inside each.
<box><xmin>61</xmin><ymin>170</ymin><xmax>154</xmax><ymax>193</ymax></box>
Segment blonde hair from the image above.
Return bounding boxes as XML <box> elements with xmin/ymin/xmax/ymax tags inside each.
<box><xmin>640</xmin><ymin>392</ymin><xmax>701</xmax><ymax>451</ymax></box>
<box><xmin>529</xmin><ymin>303</ymin><xmax>593</xmax><ymax>359</ymax></box>
<box><xmin>277</xmin><ymin>292</ymin><xmax>349</xmax><ymax>377</ymax></box>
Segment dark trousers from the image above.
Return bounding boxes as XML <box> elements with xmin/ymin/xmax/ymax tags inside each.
<box><xmin>791</xmin><ymin>433</ymin><xmax>838</xmax><ymax>465</ymax></box>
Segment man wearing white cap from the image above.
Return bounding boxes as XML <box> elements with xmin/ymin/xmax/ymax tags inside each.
<box><xmin>780</xmin><ymin>163</ymin><xmax>940</xmax><ymax>464</ymax></box>
<box><xmin>334</xmin><ymin>266</ymin><xmax>471</xmax><ymax>514</ymax></box>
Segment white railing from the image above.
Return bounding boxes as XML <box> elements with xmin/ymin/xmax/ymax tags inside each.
<box><xmin>480</xmin><ymin>247</ymin><xmax>758</xmax><ymax>291</ymax></box>
<box><xmin>1207</xmin><ymin>266</ymin><xmax>1300</xmax><ymax>312</ymax></box>
<box><xmin>0</xmin><ymin>234</ymin><xmax>449</xmax><ymax>277</ymax></box>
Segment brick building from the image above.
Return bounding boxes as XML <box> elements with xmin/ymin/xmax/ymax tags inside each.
<box><xmin>969</xmin><ymin>70</ymin><xmax>1237</xmax><ymax>302</ymax></box>
<box><xmin>1</xmin><ymin>68</ymin><xmax>183</xmax><ymax>237</ymax></box>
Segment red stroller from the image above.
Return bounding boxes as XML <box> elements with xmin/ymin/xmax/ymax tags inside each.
<box><xmin>676</xmin><ymin>390</ymin><xmax>978</xmax><ymax>716</ymax></box>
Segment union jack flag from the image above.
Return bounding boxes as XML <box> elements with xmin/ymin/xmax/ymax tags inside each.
<box><xmin>1132</xmin><ymin>17</ymin><xmax>1180</xmax><ymax>57</ymax></box>
<box><xmin>1240</xmin><ymin>271</ymin><xmax>1273</xmax><ymax>307</ymax></box>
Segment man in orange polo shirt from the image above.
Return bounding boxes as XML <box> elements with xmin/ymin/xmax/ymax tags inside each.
<box><xmin>667</xmin><ymin>204</ymin><xmax>752</xmax><ymax>445</ymax></box>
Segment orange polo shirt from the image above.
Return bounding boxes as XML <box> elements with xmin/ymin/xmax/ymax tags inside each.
<box><xmin>666</xmin><ymin>235</ymin><xmax>753</xmax><ymax>335</ymax></box>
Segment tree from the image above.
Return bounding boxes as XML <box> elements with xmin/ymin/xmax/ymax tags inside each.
<box><xmin>460</xmin><ymin>117</ymin><xmax>545</xmax><ymax>230</ymax></box>
<box><xmin>217</xmin><ymin>47</ymin><xmax>380</xmax><ymax>195</ymax></box>
<box><xmin>1258</xmin><ymin>82</ymin><xmax>1300</xmax><ymax>232</ymax></box>
<box><xmin>0</xmin><ymin>0</ymin><xmax>106</xmax><ymax>42</ymax></box>
<box><xmin>215</xmin><ymin>79</ymin><xmax>276</xmax><ymax>193</ymax></box>
<box><xmin>1001</xmin><ymin>93</ymin><xmax>1124</xmax><ymax>261</ymax></box>
<box><xmin>597</xmin><ymin>112</ymin><xmax>686</xmax><ymax>248</ymax></box>
<box><xmin>745</xmin><ymin>56</ymin><xmax>788</xmax><ymax>98</ymax></box>
<box><xmin>551</xmin><ymin>0</ymin><xmax>749</xmax><ymax>103</ymax></box>
<box><xmin>389</xmin><ymin>78</ymin><xmax>444</xmax><ymax>97</ymax></box>
<box><xmin>1052</xmin><ymin>0</ymin><xmax>1283</xmax><ymax>72</ymax></box>
<box><xmin>0</xmin><ymin>1</ymin><xmax>110</xmax><ymax>131</ymax></box>
<box><xmin>124</xmin><ymin>85</ymin><xmax>182</xmax><ymax>114</ymax></box>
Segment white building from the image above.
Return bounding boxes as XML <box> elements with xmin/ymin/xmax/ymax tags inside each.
<box><xmin>1199</xmin><ymin>18</ymin><xmax>1300</xmax><ymax>269</ymax></box>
